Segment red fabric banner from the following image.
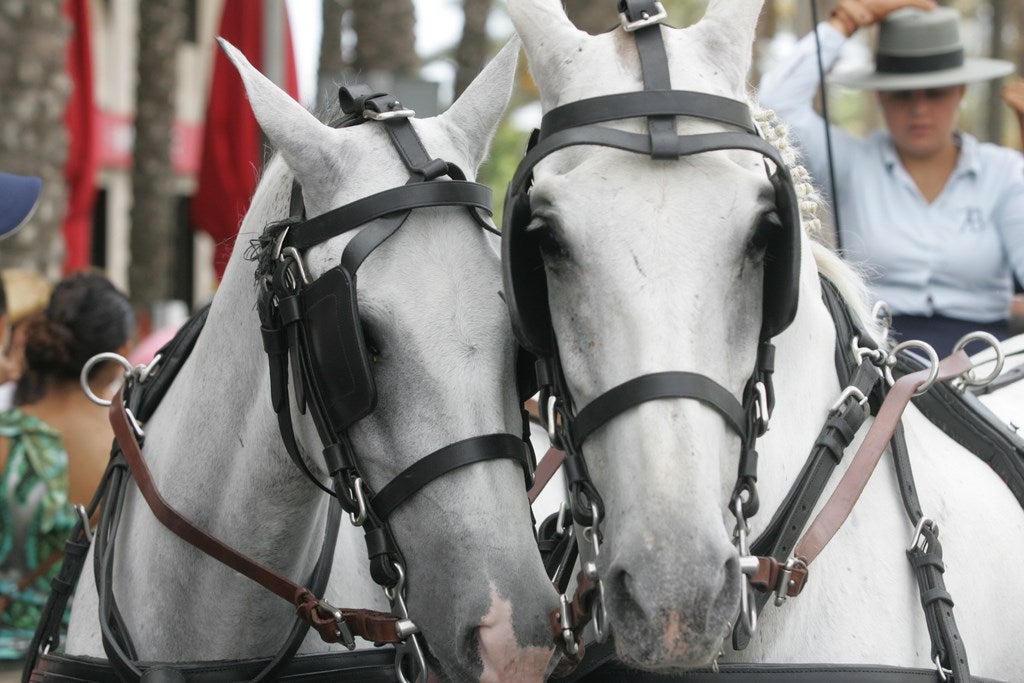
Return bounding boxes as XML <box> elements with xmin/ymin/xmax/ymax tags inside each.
<box><xmin>62</xmin><ymin>0</ymin><xmax>98</xmax><ymax>273</ymax></box>
<box><xmin>190</xmin><ymin>0</ymin><xmax>299</xmax><ymax>279</ymax></box>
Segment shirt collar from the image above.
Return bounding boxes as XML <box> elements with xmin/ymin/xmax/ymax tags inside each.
<box><xmin>880</xmin><ymin>132</ymin><xmax>980</xmax><ymax>178</ymax></box>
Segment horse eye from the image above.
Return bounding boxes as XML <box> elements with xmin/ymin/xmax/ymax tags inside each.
<box><xmin>748</xmin><ymin>210</ymin><xmax>780</xmax><ymax>255</ymax></box>
<box><xmin>528</xmin><ymin>218</ymin><xmax>570</xmax><ymax>261</ymax></box>
<box><xmin>361</xmin><ymin>324</ymin><xmax>382</xmax><ymax>364</ymax></box>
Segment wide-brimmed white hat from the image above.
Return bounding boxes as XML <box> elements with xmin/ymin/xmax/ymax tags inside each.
<box><xmin>830</xmin><ymin>7</ymin><xmax>1014</xmax><ymax>91</ymax></box>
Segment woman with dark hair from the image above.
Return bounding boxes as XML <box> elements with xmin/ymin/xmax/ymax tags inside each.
<box><xmin>0</xmin><ymin>271</ymin><xmax>134</xmax><ymax>665</ymax></box>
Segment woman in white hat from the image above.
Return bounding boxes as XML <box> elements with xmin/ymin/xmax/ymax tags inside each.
<box><xmin>759</xmin><ymin>0</ymin><xmax>1024</xmax><ymax>353</ymax></box>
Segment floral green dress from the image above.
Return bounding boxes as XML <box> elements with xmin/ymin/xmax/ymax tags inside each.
<box><xmin>0</xmin><ymin>410</ymin><xmax>76</xmax><ymax>660</ymax></box>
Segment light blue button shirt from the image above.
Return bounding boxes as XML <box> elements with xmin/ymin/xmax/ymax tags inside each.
<box><xmin>759</xmin><ymin>23</ymin><xmax>1024</xmax><ymax>323</ymax></box>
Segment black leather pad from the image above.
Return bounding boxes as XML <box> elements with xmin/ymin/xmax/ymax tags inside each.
<box><xmin>301</xmin><ymin>266</ymin><xmax>376</xmax><ymax>431</ymax></box>
<box><xmin>502</xmin><ymin>187</ymin><xmax>553</xmax><ymax>357</ymax></box>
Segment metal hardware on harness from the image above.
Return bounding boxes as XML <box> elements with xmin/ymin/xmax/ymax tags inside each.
<box><xmin>851</xmin><ymin>336</ymin><xmax>887</xmax><ymax>367</ymax></box>
<box><xmin>547</xmin><ymin>394</ymin><xmax>559</xmax><ymax>444</ymax></box>
<box><xmin>364</xmin><ymin>104</ymin><xmax>415</xmax><ymax>121</ymax></box>
<box><xmin>907</xmin><ymin>517</ymin><xmax>937</xmax><ymax>553</ymax></box>
<box><xmin>619</xmin><ymin>1</ymin><xmax>667</xmax><ymax>31</ymax></box>
<box><xmin>73</xmin><ymin>504</ymin><xmax>93</xmax><ymax>544</ymax></box>
<box><xmin>280</xmin><ymin>245</ymin><xmax>311</xmax><ymax>291</ymax></box>
<box><xmin>829</xmin><ymin>385</ymin><xmax>868</xmax><ymax>414</ymax></box>
<box><xmin>773</xmin><ymin>556</ymin><xmax>805</xmax><ymax>607</ymax></box>
<box><xmin>872</xmin><ymin>300</ymin><xmax>893</xmax><ymax>337</ymax></box>
<box><xmin>581</xmin><ymin>502</ymin><xmax>608</xmax><ymax>642</ymax></box>
<box><xmin>952</xmin><ymin>331</ymin><xmax>1004</xmax><ymax>389</ymax></box>
<box><xmin>80</xmin><ymin>352</ymin><xmax>135</xmax><ymax>407</ymax></box>
<box><xmin>385</xmin><ymin>562</ymin><xmax>428</xmax><ymax>683</ymax></box>
<box><xmin>885</xmin><ymin>341</ymin><xmax>939</xmax><ymax>397</ymax></box>
<box><xmin>348</xmin><ymin>477</ymin><xmax>369</xmax><ymax>527</ymax></box>
<box><xmin>732</xmin><ymin>496</ymin><xmax>758</xmax><ymax>635</ymax></box>
<box><xmin>934</xmin><ymin>654</ymin><xmax>953</xmax><ymax>681</ymax></box>
<box><xmin>317</xmin><ymin>598</ymin><xmax>356</xmax><ymax>650</ymax></box>
<box><xmin>754</xmin><ymin>380</ymin><xmax>771</xmax><ymax>432</ymax></box>
<box><xmin>557</xmin><ymin>594</ymin><xmax>579</xmax><ymax>656</ymax></box>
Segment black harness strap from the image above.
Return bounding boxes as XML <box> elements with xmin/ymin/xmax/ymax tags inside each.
<box><xmin>370</xmin><ymin>434</ymin><xmax>532</xmax><ymax>522</ymax></box>
<box><xmin>570</xmin><ymin>371</ymin><xmax>747</xmax><ymax>445</ymax></box>
<box><xmin>619</xmin><ymin>0</ymin><xmax>678</xmax><ymax>159</ymax></box>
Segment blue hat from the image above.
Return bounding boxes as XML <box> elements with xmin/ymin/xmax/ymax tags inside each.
<box><xmin>0</xmin><ymin>173</ymin><xmax>43</xmax><ymax>239</ymax></box>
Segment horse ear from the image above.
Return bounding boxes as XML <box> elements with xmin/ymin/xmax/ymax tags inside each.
<box><xmin>439</xmin><ymin>37</ymin><xmax>520</xmax><ymax>173</ymax></box>
<box><xmin>507</xmin><ymin>0</ymin><xmax>588</xmax><ymax>97</ymax></box>
<box><xmin>696</xmin><ymin>0</ymin><xmax>765</xmax><ymax>86</ymax></box>
<box><xmin>216</xmin><ymin>38</ymin><xmax>333</xmax><ymax>178</ymax></box>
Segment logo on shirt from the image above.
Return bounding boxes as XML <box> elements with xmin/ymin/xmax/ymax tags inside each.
<box><xmin>961</xmin><ymin>207</ymin><xmax>986</xmax><ymax>233</ymax></box>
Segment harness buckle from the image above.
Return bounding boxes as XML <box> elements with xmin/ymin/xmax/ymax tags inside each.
<box><xmin>754</xmin><ymin>381</ymin><xmax>770</xmax><ymax>433</ymax></box>
<box><xmin>619</xmin><ymin>1</ymin><xmax>667</xmax><ymax>31</ymax></box>
<box><xmin>364</xmin><ymin>105</ymin><xmax>416</xmax><ymax>121</ymax></box>
<box><xmin>558</xmin><ymin>594</ymin><xmax>579</xmax><ymax>656</ymax></box>
<box><xmin>829</xmin><ymin>385</ymin><xmax>868</xmax><ymax>415</ymax></box>
<box><xmin>773</xmin><ymin>556</ymin><xmax>804</xmax><ymax>607</ymax></box>
<box><xmin>908</xmin><ymin>517</ymin><xmax>938</xmax><ymax>553</ymax></box>
<box><xmin>74</xmin><ymin>504</ymin><xmax>94</xmax><ymax>544</ymax></box>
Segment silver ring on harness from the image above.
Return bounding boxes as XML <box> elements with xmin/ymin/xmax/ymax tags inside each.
<box><xmin>885</xmin><ymin>340</ymin><xmax>939</xmax><ymax>396</ymax></box>
<box><xmin>80</xmin><ymin>352</ymin><xmax>135</xmax><ymax>407</ymax></box>
<box><xmin>952</xmin><ymin>331</ymin><xmax>1004</xmax><ymax>388</ymax></box>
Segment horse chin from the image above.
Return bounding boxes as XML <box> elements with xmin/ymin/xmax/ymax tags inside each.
<box><xmin>609</xmin><ymin>610</ymin><xmax>734</xmax><ymax>672</ymax></box>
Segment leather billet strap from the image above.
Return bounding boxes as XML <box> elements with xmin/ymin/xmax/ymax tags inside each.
<box><xmin>107</xmin><ymin>388</ymin><xmax>405</xmax><ymax>647</ymax></box>
<box><xmin>793</xmin><ymin>351</ymin><xmax>973</xmax><ymax>565</ymax></box>
<box><xmin>619</xmin><ymin>0</ymin><xmax>677</xmax><ymax>158</ymax></box>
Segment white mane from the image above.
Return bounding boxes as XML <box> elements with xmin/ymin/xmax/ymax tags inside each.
<box><xmin>753</xmin><ymin>105</ymin><xmax>886</xmax><ymax>347</ymax></box>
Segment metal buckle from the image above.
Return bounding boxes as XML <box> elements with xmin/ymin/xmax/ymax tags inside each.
<box><xmin>829</xmin><ymin>385</ymin><xmax>867</xmax><ymax>414</ymax></box>
<box><xmin>279</xmin><ymin>246</ymin><xmax>311</xmax><ymax>291</ymax></box>
<box><xmin>773</xmin><ymin>556</ymin><xmax>804</xmax><ymax>607</ymax></box>
<box><xmin>319</xmin><ymin>599</ymin><xmax>356</xmax><ymax>650</ymax></box>
<box><xmin>348</xmin><ymin>477</ymin><xmax>368</xmax><ymax>527</ymax></box>
<box><xmin>74</xmin><ymin>504</ymin><xmax>94</xmax><ymax>544</ymax></box>
<box><xmin>952</xmin><ymin>331</ymin><xmax>1004</xmax><ymax>389</ymax></box>
<box><xmin>386</xmin><ymin>562</ymin><xmax>428</xmax><ymax>683</ymax></box>
<box><xmin>908</xmin><ymin>517</ymin><xmax>937</xmax><ymax>553</ymax></box>
<box><xmin>619</xmin><ymin>1</ymin><xmax>667</xmax><ymax>31</ymax></box>
<box><xmin>754</xmin><ymin>381</ymin><xmax>770</xmax><ymax>433</ymax></box>
<box><xmin>364</xmin><ymin>106</ymin><xmax>415</xmax><ymax>121</ymax></box>
<box><xmin>558</xmin><ymin>594</ymin><xmax>579</xmax><ymax>656</ymax></box>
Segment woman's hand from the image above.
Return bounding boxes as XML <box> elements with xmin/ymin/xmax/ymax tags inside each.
<box><xmin>830</xmin><ymin>0</ymin><xmax>936</xmax><ymax>37</ymax></box>
<box><xmin>1001</xmin><ymin>79</ymin><xmax>1024</xmax><ymax>118</ymax></box>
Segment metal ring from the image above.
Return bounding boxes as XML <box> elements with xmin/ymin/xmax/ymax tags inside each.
<box><xmin>952</xmin><ymin>331</ymin><xmax>1004</xmax><ymax>388</ymax></box>
<box><xmin>871</xmin><ymin>300</ymin><xmax>893</xmax><ymax>336</ymax></box>
<box><xmin>348</xmin><ymin>478</ymin><xmax>368</xmax><ymax>527</ymax></box>
<box><xmin>885</xmin><ymin>340</ymin><xmax>939</xmax><ymax>396</ymax></box>
<box><xmin>80</xmin><ymin>352</ymin><xmax>134</xmax><ymax>407</ymax></box>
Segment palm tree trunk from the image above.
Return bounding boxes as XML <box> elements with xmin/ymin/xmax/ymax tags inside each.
<box><xmin>351</xmin><ymin>0</ymin><xmax>418</xmax><ymax>76</ymax></box>
<box><xmin>0</xmin><ymin>0</ymin><xmax>70</xmax><ymax>276</ymax></box>
<box><xmin>129</xmin><ymin>0</ymin><xmax>185</xmax><ymax>312</ymax></box>
<box><xmin>454</xmin><ymin>0</ymin><xmax>492</xmax><ymax>98</ymax></box>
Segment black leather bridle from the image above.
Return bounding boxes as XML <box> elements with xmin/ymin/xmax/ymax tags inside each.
<box><xmin>502</xmin><ymin>0</ymin><xmax>802</xmax><ymax>654</ymax></box>
<box><xmin>251</xmin><ymin>85</ymin><xmax>537</xmax><ymax>678</ymax></box>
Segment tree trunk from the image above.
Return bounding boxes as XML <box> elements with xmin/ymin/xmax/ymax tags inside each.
<box><xmin>454</xmin><ymin>0</ymin><xmax>492</xmax><ymax>98</ymax></box>
<box><xmin>985</xmin><ymin>0</ymin><xmax>1006</xmax><ymax>144</ymax></box>
<box><xmin>351</xmin><ymin>0</ymin><xmax>418</xmax><ymax>76</ymax></box>
<box><xmin>0</xmin><ymin>0</ymin><xmax>69</xmax><ymax>276</ymax></box>
<box><xmin>317</xmin><ymin>0</ymin><xmax>347</xmax><ymax>110</ymax></box>
<box><xmin>129</xmin><ymin>0</ymin><xmax>185</xmax><ymax>312</ymax></box>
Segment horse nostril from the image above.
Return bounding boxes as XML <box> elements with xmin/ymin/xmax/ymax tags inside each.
<box><xmin>607</xmin><ymin>564</ymin><xmax>651</xmax><ymax>622</ymax></box>
<box><xmin>463</xmin><ymin>625</ymin><xmax>483</xmax><ymax>667</ymax></box>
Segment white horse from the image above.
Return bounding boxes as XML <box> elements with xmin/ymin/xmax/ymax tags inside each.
<box><xmin>60</xmin><ymin>39</ymin><xmax>560</xmax><ymax>682</ymax></box>
<box><xmin>510</xmin><ymin>0</ymin><xmax>1024</xmax><ymax>678</ymax></box>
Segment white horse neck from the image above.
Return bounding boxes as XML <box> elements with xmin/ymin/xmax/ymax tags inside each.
<box><xmin>735</xmin><ymin>197</ymin><xmax>1024</xmax><ymax>678</ymax></box>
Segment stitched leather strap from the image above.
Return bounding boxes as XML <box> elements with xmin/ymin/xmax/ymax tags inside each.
<box><xmin>794</xmin><ymin>351</ymin><xmax>974</xmax><ymax>566</ymax></box>
<box><xmin>571</xmin><ymin>371</ymin><xmax>747</xmax><ymax>445</ymax></box>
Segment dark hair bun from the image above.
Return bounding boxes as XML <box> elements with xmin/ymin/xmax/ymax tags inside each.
<box><xmin>23</xmin><ymin>317</ymin><xmax>76</xmax><ymax>378</ymax></box>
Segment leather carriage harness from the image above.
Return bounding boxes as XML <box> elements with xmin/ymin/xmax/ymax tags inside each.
<box><xmin>24</xmin><ymin>87</ymin><xmax>536</xmax><ymax>683</ymax></box>
<box><xmin>510</xmin><ymin>2</ymin><xmax>1024</xmax><ymax>682</ymax></box>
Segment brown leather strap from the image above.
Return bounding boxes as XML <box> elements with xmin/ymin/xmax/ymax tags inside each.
<box><xmin>746</xmin><ymin>556</ymin><xmax>809</xmax><ymax>597</ymax></box>
<box><xmin>528</xmin><ymin>447</ymin><xmax>566</xmax><ymax>504</ymax></box>
<box><xmin>109</xmin><ymin>388</ymin><xmax>403</xmax><ymax>644</ymax></box>
<box><xmin>793</xmin><ymin>351</ymin><xmax>973</xmax><ymax>567</ymax></box>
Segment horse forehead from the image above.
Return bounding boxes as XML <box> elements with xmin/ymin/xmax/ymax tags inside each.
<box><xmin>545</xmin><ymin>29</ymin><xmax>738</xmax><ymax>105</ymax></box>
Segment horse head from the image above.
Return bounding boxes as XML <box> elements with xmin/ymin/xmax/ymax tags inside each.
<box><xmin>507</xmin><ymin>0</ymin><xmax>791</xmax><ymax>670</ymax></box>
<box><xmin>223</xmin><ymin>39</ymin><xmax>559</xmax><ymax>682</ymax></box>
